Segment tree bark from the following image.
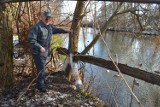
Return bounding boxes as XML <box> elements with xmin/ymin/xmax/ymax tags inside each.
<box><xmin>57</xmin><ymin>47</ymin><xmax>160</xmax><ymax>86</ymax></box>
<box><xmin>66</xmin><ymin>1</ymin><xmax>85</xmax><ymax>81</ymax></box>
<box><xmin>69</xmin><ymin>1</ymin><xmax>85</xmax><ymax>53</ymax></box>
<box><xmin>0</xmin><ymin>4</ymin><xmax>14</xmax><ymax>89</ymax></box>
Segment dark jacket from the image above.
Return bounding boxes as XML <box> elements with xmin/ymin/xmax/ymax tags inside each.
<box><xmin>28</xmin><ymin>21</ymin><xmax>69</xmax><ymax>56</ymax></box>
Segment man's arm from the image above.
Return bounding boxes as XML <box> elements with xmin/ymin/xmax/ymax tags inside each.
<box><xmin>28</xmin><ymin>26</ymin><xmax>42</xmax><ymax>50</ymax></box>
<box><xmin>52</xmin><ymin>25</ymin><xmax>71</xmax><ymax>34</ymax></box>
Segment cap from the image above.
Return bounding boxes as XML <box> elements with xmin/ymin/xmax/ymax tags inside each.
<box><xmin>42</xmin><ymin>11</ymin><xmax>52</xmax><ymax>17</ymax></box>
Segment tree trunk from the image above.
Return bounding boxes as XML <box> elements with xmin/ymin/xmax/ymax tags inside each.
<box><xmin>57</xmin><ymin>47</ymin><xmax>160</xmax><ymax>86</ymax></box>
<box><xmin>66</xmin><ymin>1</ymin><xmax>86</xmax><ymax>81</ymax></box>
<box><xmin>69</xmin><ymin>1</ymin><xmax>85</xmax><ymax>53</ymax></box>
<box><xmin>0</xmin><ymin>4</ymin><xmax>14</xmax><ymax>89</ymax></box>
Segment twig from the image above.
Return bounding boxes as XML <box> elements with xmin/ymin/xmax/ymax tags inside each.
<box><xmin>14</xmin><ymin>77</ymin><xmax>36</xmax><ymax>106</ymax></box>
<box><xmin>72</xmin><ymin>99</ymin><xmax>90</xmax><ymax>106</ymax></box>
<box><xmin>14</xmin><ymin>68</ymin><xmax>42</xmax><ymax>106</ymax></box>
<box><xmin>129</xmin><ymin>78</ymin><xmax>136</xmax><ymax>107</ymax></box>
<box><xmin>97</xmin><ymin>22</ymin><xmax>143</xmax><ymax>107</ymax></box>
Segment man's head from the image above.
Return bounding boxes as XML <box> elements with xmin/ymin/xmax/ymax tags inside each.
<box><xmin>41</xmin><ymin>11</ymin><xmax>52</xmax><ymax>25</ymax></box>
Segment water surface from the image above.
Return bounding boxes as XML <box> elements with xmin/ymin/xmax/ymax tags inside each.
<box><xmin>62</xmin><ymin>28</ymin><xmax>160</xmax><ymax>107</ymax></box>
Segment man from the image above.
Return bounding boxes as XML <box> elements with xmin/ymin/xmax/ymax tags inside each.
<box><xmin>28</xmin><ymin>11</ymin><xmax>71</xmax><ymax>92</ymax></box>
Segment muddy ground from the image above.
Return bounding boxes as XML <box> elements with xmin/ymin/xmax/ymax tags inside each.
<box><xmin>0</xmin><ymin>70</ymin><xmax>107</xmax><ymax>107</ymax></box>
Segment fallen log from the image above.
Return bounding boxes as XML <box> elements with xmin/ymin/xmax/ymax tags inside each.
<box><xmin>57</xmin><ymin>47</ymin><xmax>160</xmax><ymax>86</ymax></box>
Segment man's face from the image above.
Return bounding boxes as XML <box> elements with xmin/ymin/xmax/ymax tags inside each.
<box><xmin>41</xmin><ymin>16</ymin><xmax>51</xmax><ymax>25</ymax></box>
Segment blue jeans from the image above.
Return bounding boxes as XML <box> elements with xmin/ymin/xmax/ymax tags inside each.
<box><xmin>32</xmin><ymin>53</ymin><xmax>47</xmax><ymax>88</ymax></box>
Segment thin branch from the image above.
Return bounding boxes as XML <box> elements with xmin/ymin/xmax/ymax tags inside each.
<box><xmin>134</xmin><ymin>12</ymin><xmax>144</xmax><ymax>31</ymax></box>
<box><xmin>81</xmin><ymin>2</ymin><xmax>123</xmax><ymax>54</ymax></box>
<box><xmin>97</xmin><ymin>22</ymin><xmax>143</xmax><ymax>107</ymax></box>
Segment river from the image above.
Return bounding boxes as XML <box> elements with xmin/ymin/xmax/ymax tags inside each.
<box><xmin>62</xmin><ymin>28</ymin><xmax>160</xmax><ymax>107</ymax></box>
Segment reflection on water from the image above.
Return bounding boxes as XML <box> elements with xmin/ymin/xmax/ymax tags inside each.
<box><xmin>62</xmin><ymin>28</ymin><xmax>160</xmax><ymax>107</ymax></box>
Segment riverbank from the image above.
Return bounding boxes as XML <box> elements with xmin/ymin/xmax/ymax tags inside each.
<box><xmin>81</xmin><ymin>23</ymin><xmax>159</xmax><ymax>36</ymax></box>
<box><xmin>0</xmin><ymin>70</ymin><xmax>106</xmax><ymax>107</ymax></box>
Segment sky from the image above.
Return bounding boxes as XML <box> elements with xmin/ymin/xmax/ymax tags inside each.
<box><xmin>62</xmin><ymin>1</ymin><xmax>77</xmax><ymax>14</ymax></box>
<box><xmin>61</xmin><ymin>1</ymin><xmax>103</xmax><ymax>21</ymax></box>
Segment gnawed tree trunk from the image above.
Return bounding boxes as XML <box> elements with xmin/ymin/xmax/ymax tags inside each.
<box><xmin>68</xmin><ymin>1</ymin><xmax>85</xmax><ymax>53</ymax></box>
<box><xmin>0</xmin><ymin>4</ymin><xmax>14</xmax><ymax>89</ymax></box>
<box><xmin>57</xmin><ymin>47</ymin><xmax>160</xmax><ymax>86</ymax></box>
<box><xmin>65</xmin><ymin>1</ymin><xmax>86</xmax><ymax>83</ymax></box>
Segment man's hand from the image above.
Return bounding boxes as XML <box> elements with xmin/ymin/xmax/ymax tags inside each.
<box><xmin>40</xmin><ymin>47</ymin><xmax>46</xmax><ymax>53</ymax></box>
<box><xmin>68</xmin><ymin>30</ymin><xmax>74</xmax><ymax>36</ymax></box>
<box><xmin>68</xmin><ymin>29</ymin><xmax>73</xmax><ymax>34</ymax></box>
